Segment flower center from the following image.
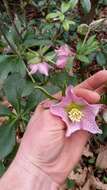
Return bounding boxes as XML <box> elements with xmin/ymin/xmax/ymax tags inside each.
<box><xmin>68</xmin><ymin>108</ymin><xmax>84</xmax><ymax>122</ymax></box>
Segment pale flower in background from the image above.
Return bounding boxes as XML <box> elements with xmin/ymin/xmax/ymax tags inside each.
<box><xmin>55</xmin><ymin>44</ymin><xmax>75</xmax><ymax>69</ymax></box>
<box><xmin>29</xmin><ymin>62</ymin><xmax>52</xmax><ymax>76</ymax></box>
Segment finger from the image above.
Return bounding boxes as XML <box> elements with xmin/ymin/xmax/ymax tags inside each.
<box><xmin>56</xmin><ymin>130</ymin><xmax>90</xmax><ymax>181</ymax></box>
<box><xmin>74</xmin><ymin>88</ymin><xmax>100</xmax><ymax>103</ymax></box>
<box><xmin>77</xmin><ymin>70</ymin><xmax>107</xmax><ymax>90</ymax></box>
<box><xmin>42</xmin><ymin>88</ymin><xmax>100</xmax><ymax>109</ymax></box>
<box><xmin>65</xmin><ymin>131</ymin><xmax>90</xmax><ymax>170</ymax></box>
<box><xmin>96</xmin><ymin>85</ymin><xmax>107</xmax><ymax>94</ymax></box>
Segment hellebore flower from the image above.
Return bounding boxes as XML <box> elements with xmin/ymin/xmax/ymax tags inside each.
<box><xmin>29</xmin><ymin>62</ymin><xmax>51</xmax><ymax>76</ymax></box>
<box><xmin>50</xmin><ymin>86</ymin><xmax>102</xmax><ymax>137</ymax></box>
<box><xmin>55</xmin><ymin>44</ymin><xmax>75</xmax><ymax>69</ymax></box>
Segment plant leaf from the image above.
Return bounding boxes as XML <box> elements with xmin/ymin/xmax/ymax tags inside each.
<box><xmin>46</xmin><ymin>12</ymin><xmax>59</xmax><ymax>20</ymax></box>
<box><xmin>63</xmin><ymin>20</ymin><xmax>70</xmax><ymax>31</ymax></box>
<box><xmin>0</xmin><ymin>105</ymin><xmax>11</xmax><ymax>117</ymax></box>
<box><xmin>61</xmin><ymin>2</ymin><xmax>71</xmax><ymax>13</ymax></box>
<box><xmin>0</xmin><ymin>161</ymin><xmax>5</xmax><ymax>176</ymax></box>
<box><xmin>70</xmin><ymin>0</ymin><xmax>78</xmax><ymax>9</ymax></box>
<box><xmin>3</xmin><ymin>74</ymin><xmax>34</xmax><ymax>112</ymax></box>
<box><xmin>0</xmin><ymin>121</ymin><xmax>16</xmax><ymax>160</ymax></box>
<box><xmin>96</xmin><ymin>52</ymin><xmax>106</xmax><ymax>66</ymax></box>
<box><xmin>0</xmin><ymin>55</ymin><xmax>26</xmax><ymax>80</ymax></box>
<box><xmin>77</xmin><ymin>55</ymin><xmax>90</xmax><ymax>64</ymax></box>
<box><xmin>81</xmin><ymin>0</ymin><xmax>91</xmax><ymax>13</ymax></box>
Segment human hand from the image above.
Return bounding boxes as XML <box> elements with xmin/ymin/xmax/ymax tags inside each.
<box><xmin>15</xmin><ymin>70</ymin><xmax>107</xmax><ymax>185</ymax></box>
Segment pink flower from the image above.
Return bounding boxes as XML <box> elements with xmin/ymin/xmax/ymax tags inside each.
<box><xmin>55</xmin><ymin>44</ymin><xmax>75</xmax><ymax>69</ymax></box>
<box><xmin>50</xmin><ymin>86</ymin><xmax>102</xmax><ymax>137</ymax></box>
<box><xmin>29</xmin><ymin>62</ymin><xmax>51</xmax><ymax>76</ymax></box>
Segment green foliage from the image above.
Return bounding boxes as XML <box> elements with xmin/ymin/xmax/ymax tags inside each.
<box><xmin>0</xmin><ymin>55</ymin><xmax>26</xmax><ymax>80</ymax></box>
<box><xmin>0</xmin><ymin>105</ymin><xmax>11</xmax><ymax>116</ymax></box>
<box><xmin>0</xmin><ymin>0</ymin><xmax>107</xmax><ymax>179</ymax></box>
<box><xmin>46</xmin><ymin>0</ymin><xmax>76</xmax><ymax>31</ymax></box>
<box><xmin>0</xmin><ymin>121</ymin><xmax>16</xmax><ymax>160</ymax></box>
<box><xmin>66</xmin><ymin>178</ymin><xmax>75</xmax><ymax>189</ymax></box>
<box><xmin>0</xmin><ymin>161</ymin><xmax>5</xmax><ymax>176</ymax></box>
<box><xmin>76</xmin><ymin>35</ymin><xmax>99</xmax><ymax>64</ymax></box>
<box><xmin>96</xmin><ymin>52</ymin><xmax>106</xmax><ymax>66</ymax></box>
<box><xmin>80</xmin><ymin>0</ymin><xmax>91</xmax><ymax>13</ymax></box>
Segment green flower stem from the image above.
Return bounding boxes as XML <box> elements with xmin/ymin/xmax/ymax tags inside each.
<box><xmin>82</xmin><ymin>27</ymin><xmax>91</xmax><ymax>47</ymax></box>
<box><xmin>34</xmin><ymin>86</ymin><xmax>58</xmax><ymax>100</ymax></box>
<box><xmin>24</xmin><ymin>64</ymin><xmax>36</xmax><ymax>84</ymax></box>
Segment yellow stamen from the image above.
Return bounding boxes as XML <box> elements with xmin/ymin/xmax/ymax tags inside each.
<box><xmin>68</xmin><ymin>108</ymin><xmax>84</xmax><ymax>122</ymax></box>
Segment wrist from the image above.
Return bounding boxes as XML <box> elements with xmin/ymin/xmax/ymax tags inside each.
<box><xmin>0</xmin><ymin>153</ymin><xmax>59</xmax><ymax>190</ymax></box>
<box><xmin>14</xmin><ymin>153</ymin><xmax>59</xmax><ymax>190</ymax></box>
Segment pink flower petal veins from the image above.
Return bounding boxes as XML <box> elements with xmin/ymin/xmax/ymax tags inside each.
<box><xmin>50</xmin><ymin>86</ymin><xmax>102</xmax><ymax>137</ymax></box>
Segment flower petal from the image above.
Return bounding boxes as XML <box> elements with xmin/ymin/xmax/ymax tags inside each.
<box><xmin>66</xmin><ymin>122</ymin><xmax>81</xmax><ymax>137</ymax></box>
<box><xmin>29</xmin><ymin>64</ymin><xmax>38</xmax><ymax>74</ymax></box>
<box><xmin>38</xmin><ymin>62</ymin><xmax>50</xmax><ymax>76</ymax></box>
<box><xmin>50</xmin><ymin>85</ymin><xmax>102</xmax><ymax>137</ymax></box>
<box><xmin>87</xmin><ymin>104</ymin><xmax>102</xmax><ymax>116</ymax></box>
<box><xmin>50</xmin><ymin>104</ymin><xmax>71</xmax><ymax>128</ymax></box>
<box><xmin>82</xmin><ymin>117</ymin><xmax>102</xmax><ymax>134</ymax></box>
<box><xmin>81</xmin><ymin>108</ymin><xmax>102</xmax><ymax>134</ymax></box>
<box><xmin>56</xmin><ymin>56</ymin><xmax>67</xmax><ymax>69</ymax></box>
<box><xmin>55</xmin><ymin>44</ymin><xmax>71</xmax><ymax>57</ymax></box>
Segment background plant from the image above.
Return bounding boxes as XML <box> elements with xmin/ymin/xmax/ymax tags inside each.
<box><xmin>0</xmin><ymin>0</ymin><xmax>107</xmax><ymax>188</ymax></box>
